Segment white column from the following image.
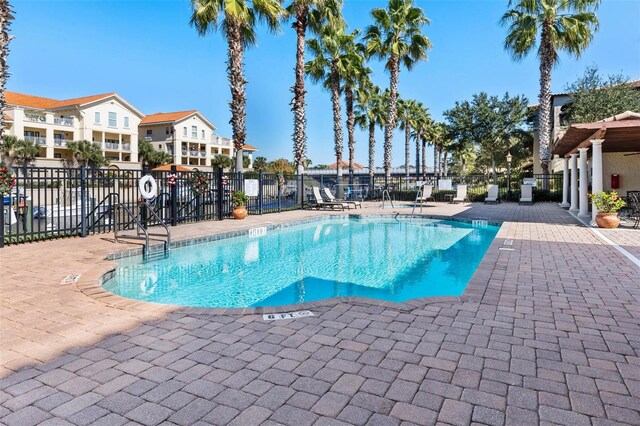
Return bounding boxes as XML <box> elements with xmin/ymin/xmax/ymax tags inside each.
<box><xmin>561</xmin><ymin>157</ymin><xmax>570</xmax><ymax>208</ymax></box>
<box><xmin>578</xmin><ymin>147</ymin><xmax>589</xmax><ymax>217</ymax></box>
<box><xmin>570</xmin><ymin>153</ymin><xmax>579</xmax><ymax>212</ymax></box>
<box><xmin>590</xmin><ymin>139</ymin><xmax>604</xmax><ymax>224</ymax></box>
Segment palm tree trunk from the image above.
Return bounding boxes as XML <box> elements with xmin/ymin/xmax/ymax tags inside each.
<box><xmin>226</xmin><ymin>21</ymin><xmax>247</xmax><ymax>173</ymax></box>
<box><xmin>415</xmin><ymin>131</ymin><xmax>420</xmax><ymax>180</ymax></box>
<box><xmin>368</xmin><ymin>120</ymin><xmax>375</xmax><ymax>191</ymax></box>
<box><xmin>538</xmin><ymin>20</ymin><xmax>553</xmax><ymax>177</ymax></box>
<box><xmin>404</xmin><ymin>123</ymin><xmax>410</xmax><ymax>178</ymax></box>
<box><xmin>384</xmin><ymin>57</ymin><xmax>400</xmax><ymax>180</ymax></box>
<box><xmin>330</xmin><ymin>61</ymin><xmax>343</xmax><ymax>179</ymax></box>
<box><xmin>433</xmin><ymin>144</ymin><xmax>438</xmax><ymax>178</ymax></box>
<box><xmin>292</xmin><ymin>4</ymin><xmax>308</xmax><ymax>175</ymax></box>
<box><xmin>443</xmin><ymin>150</ymin><xmax>448</xmax><ymax>177</ymax></box>
<box><xmin>421</xmin><ymin>140</ymin><xmax>426</xmax><ymax>179</ymax></box>
<box><xmin>345</xmin><ymin>85</ymin><xmax>355</xmax><ymax>176</ymax></box>
<box><xmin>491</xmin><ymin>155</ymin><xmax>497</xmax><ymax>184</ymax></box>
<box><xmin>0</xmin><ymin>0</ymin><xmax>13</xmax><ymax>140</ymax></box>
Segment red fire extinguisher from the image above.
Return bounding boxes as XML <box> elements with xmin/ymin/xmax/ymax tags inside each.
<box><xmin>611</xmin><ymin>174</ymin><xmax>620</xmax><ymax>189</ymax></box>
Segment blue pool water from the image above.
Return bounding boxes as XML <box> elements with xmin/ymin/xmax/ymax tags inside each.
<box><xmin>103</xmin><ymin>217</ymin><xmax>499</xmax><ymax>308</ymax></box>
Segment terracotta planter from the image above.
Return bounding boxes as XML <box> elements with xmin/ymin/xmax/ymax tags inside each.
<box><xmin>232</xmin><ymin>206</ymin><xmax>248</xmax><ymax>220</ymax></box>
<box><xmin>595</xmin><ymin>212</ymin><xmax>620</xmax><ymax>229</ymax></box>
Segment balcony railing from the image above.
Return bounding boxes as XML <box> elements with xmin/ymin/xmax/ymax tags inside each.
<box><xmin>121</xmin><ymin>143</ymin><xmax>131</xmax><ymax>151</ymax></box>
<box><xmin>105</xmin><ymin>142</ymin><xmax>119</xmax><ymax>150</ymax></box>
<box><xmin>190</xmin><ymin>150</ymin><xmax>198</xmax><ymax>157</ymax></box>
<box><xmin>54</xmin><ymin>117</ymin><xmax>74</xmax><ymax>126</ymax></box>
<box><xmin>200</xmin><ymin>152</ymin><xmax>206</xmax><ymax>158</ymax></box>
<box><xmin>25</xmin><ymin>136</ymin><xmax>47</xmax><ymax>145</ymax></box>
<box><xmin>24</xmin><ymin>114</ymin><xmax>46</xmax><ymax>124</ymax></box>
<box><xmin>54</xmin><ymin>139</ymin><xmax>67</xmax><ymax>147</ymax></box>
<box><xmin>182</xmin><ymin>150</ymin><xmax>188</xmax><ymax>156</ymax></box>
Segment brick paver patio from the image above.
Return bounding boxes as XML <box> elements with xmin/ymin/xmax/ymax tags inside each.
<box><xmin>1</xmin><ymin>202</ymin><xmax>639</xmax><ymax>425</ymax></box>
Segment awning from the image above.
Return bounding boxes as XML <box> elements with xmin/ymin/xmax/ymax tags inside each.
<box><xmin>151</xmin><ymin>164</ymin><xmax>193</xmax><ymax>172</ymax></box>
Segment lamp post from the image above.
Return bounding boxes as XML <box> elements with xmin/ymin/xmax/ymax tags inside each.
<box><xmin>506</xmin><ymin>151</ymin><xmax>512</xmax><ymax>202</ymax></box>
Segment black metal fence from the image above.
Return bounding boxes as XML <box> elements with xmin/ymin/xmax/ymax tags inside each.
<box><xmin>2</xmin><ymin>165</ymin><xmax>562</xmax><ymax>247</ymax></box>
<box><xmin>1</xmin><ymin>165</ymin><xmax>303</xmax><ymax>247</ymax></box>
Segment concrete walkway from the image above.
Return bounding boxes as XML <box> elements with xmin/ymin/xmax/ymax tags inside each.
<box><xmin>1</xmin><ymin>202</ymin><xmax>639</xmax><ymax>425</ymax></box>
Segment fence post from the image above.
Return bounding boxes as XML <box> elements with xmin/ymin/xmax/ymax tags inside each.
<box><xmin>79</xmin><ymin>166</ymin><xmax>87</xmax><ymax>237</ymax></box>
<box><xmin>217</xmin><ymin>167</ymin><xmax>224</xmax><ymax>221</ymax></box>
<box><xmin>299</xmin><ymin>173</ymin><xmax>304</xmax><ymax>209</ymax></box>
<box><xmin>0</xmin><ymin>185</ymin><xmax>4</xmax><ymax>247</ymax></box>
<box><xmin>258</xmin><ymin>171</ymin><xmax>263</xmax><ymax>215</ymax></box>
<box><xmin>277</xmin><ymin>180</ymin><xmax>282</xmax><ymax>213</ymax></box>
<box><xmin>170</xmin><ymin>165</ymin><xmax>178</xmax><ymax>226</ymax></box>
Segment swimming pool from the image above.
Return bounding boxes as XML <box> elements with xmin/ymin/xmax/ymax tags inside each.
<box><xmin>103</xmin><ymin>216</ymin><xmax>499</xmax><ymax>308</ymax></box>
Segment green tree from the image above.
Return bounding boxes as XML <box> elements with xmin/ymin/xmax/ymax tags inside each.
<box><xmin>364</xmin><ymin>0</ymin><xmax>431</xmax><ymax>179</ymax></box>
<box><xmin>190</xmin><ymin>0</ymin><xmax>284</xmax><ymax>173</ymax></box>
<box><xmin>242</xmin><ymin>154</ymin><xmax>251</xmax><ymax>169</ymax></box>
<box><xmin>409</xmin><ymin>103</ymin><xmax>430</xmax><ymax>179</ymax></box>
<box><xmin>267</xmin><ymin>158</ymin><xmax>294</xmax><ymax>192</ymax></box>
<box><xmin>501</xmin><ymin>0</ymin><xmax>600</xmax><ymax>174</ymax></box>
<box><xmin>443</xmin><ymin>92</ymin><xmax>529</xmax><ymax>183</ymax></box>
<box><xmin>66</xmin><ymin>140</ymin><xmax>109</xmax><ymax>168</ymax></box>
<box><xmin>13</xmin><ymin>139</ymin><xmax>39</xmax><ymax>166</ymax></box>
<box><xmin>211</xmin><ymin>154</ymin><xmax>234</xmax><ymax>170</ymax></box>
<box><xmin>288</xmin><ymin>0</ymin><xmax>342</xmax><ymax>174</ymax></box>
<box><xmin>0</xmin><ymin>0</ymin><xmax>14</xmax><ymax>140</ymax></box>
<box><xmin>253</xmin><ymin>155</ymin><xmax>268</xmax><ymax>171</ymax></box>
<box><xmin>564</xmin><ymin>66</ymin><xmax>640</xmax><ymax>124</ymax></box>
<box><xmin>398</xmin><ymin>99</ymin><xmax>425</xmax><ymax>177</ymax></box>
<box><xmin>138</xmin><ymin>139</ymin><xmax>171</xmax><ymax>169</ymax></box>
<box><xmin>0</xmin><ymin>134</ymin><xmax>18</xmax><ymax>167</ymax></box>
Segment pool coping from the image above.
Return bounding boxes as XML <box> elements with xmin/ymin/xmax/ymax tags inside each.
<box><xmin>76</xmin><ymin>213</ymin><xmax>505</xmax><ymax>315</ymax></box>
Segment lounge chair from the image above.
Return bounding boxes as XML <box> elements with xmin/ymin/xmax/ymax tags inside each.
<box><xmin>452</xmin><ymin>185</ymin><xmax>468</xmax><ymax>204</ymax></box>
<box><xmin>415</xmin><ymin>185</ymin><xmax>434</xmax><ymax>212</ymax></box>
<box><xmin>519</xmin><ymin>184</ymin><xmax>534</xmax><ymax>205</ymax></box>
<box><xmin>323</xmin><ymin>187</ymin><xmax>361</xmax><ymax>209</ymax></box>
<box><xmin>311</xmin><ymin>187</ymin><xmax>348</xmax><ymax>210</ymax></box>
<box><xmin>484</xmin><ymin>184</ymin><xmax>499</xmax><ymax>204</ymax></box>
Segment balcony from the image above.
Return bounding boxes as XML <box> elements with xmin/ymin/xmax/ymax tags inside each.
<box><xmin>54</xmin><ymin>139</ymin><xmax>67</xmax><ymax>147</ymax></box>
<box><xmin>200</xmin><ymin>152</ymin><xmax>206</xmax><ymax>158</ymax></box>
<box><xmin>24</xmin><ymin>114</ymin><xmax>46</xmax><ymax>124</ymax></box>
<box><xmin>166</xmin><ymin>148</ymin><xmax>174</xmax><ymax>155</ymax></box>
<box><xmin>105</xmin><ymin>142</ymin><xmax>119</xmax><ymax>150</ymax></box>
<box><xmin>54</xmin><ymin>117</ymin><xmax>74</xmax><ymax>126</ymax></box>
<box><xmin>190</xmin><ymin>150</ymin><xmax>199</xmax><ymax>157</ymax></box>
<box><xmin>182</xmin><ymin>150</ymin><xmax>188</xmax><ymax>156</ymax></box>
<box><xmin>25</xmin><ymin>136</ymin><xmax>47</xmax><ymax>145</ymax></box>
<box><xmin>144</xmin><ymin>136</ymin><xmax>152</xmax><ymax>141</ymax></box>
<box><xmin>121</xmin><ymin>143</ymin><xmax>131</xmax><ymax>151</ymax></box>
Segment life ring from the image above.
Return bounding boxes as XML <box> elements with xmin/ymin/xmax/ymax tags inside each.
<box><xmin>139</xmin><ymin>175</ymin><xmax>158</xmax><ymax>200</ymax></box>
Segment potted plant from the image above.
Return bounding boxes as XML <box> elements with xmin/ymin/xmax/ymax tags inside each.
<box><xmin>589</xmin><ymin>191</ymin><xmax>626</xmax><ymax>228</ymax></box>
<box><xmin>231</xmin><ymin>190</ymin><xmax>249</xmax><ymax>219</ymax></box>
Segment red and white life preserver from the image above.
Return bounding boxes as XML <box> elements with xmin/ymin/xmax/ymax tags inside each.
<box><xmin>139</xmin><ymin>175</ymin><xmax>158</xmax><ymax>200</ymax></box>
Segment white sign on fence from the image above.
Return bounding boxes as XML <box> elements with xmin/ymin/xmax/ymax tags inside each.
<box><xmin>245</xmin><ymin>179</ymin><xmax>259</xmax><ymax>197</ymax></box>
<box><xmin>522</xmin><ymin>178</ymin><xmax>537</xmax><ymax>188</ymax></box>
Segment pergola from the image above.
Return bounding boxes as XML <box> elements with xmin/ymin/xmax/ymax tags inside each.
<box><xmin>552</xmin><ymin>111</ymin><xmax>640</xmax><ymax>224</ymax></box>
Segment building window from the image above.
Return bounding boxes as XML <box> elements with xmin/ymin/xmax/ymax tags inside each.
<box><xmin>108</xmin><ymin>112</ymin><xmax>117</xmax><ymax>127</ymax></box>
<box><xmin>183</xmin><ymin>127</ymin><xmax>187</xmax><ymax>136</ymax></box>
<box><xmin>192</xmin><ymin>126</ymin><xmax>197</xmax><ymax>138</ymax></box>
<box><xmin>146</xmin><ymin>129</ymin><xmax>152</xmax><ymax>137</ymax></box>
<box><xmin>201</xmin><ymin>130</ymin><xmax>205</xmax><ymax>139</ymax></box>
<box><xmin>124</xmin><ymin>116</ymin><xmax>129</xmax><ymax>128</ymax></box>
<box><xmin>94</xmin><ymin>112</ymin><xmax>100</xmax><ymax>124</ymax></box>
<box><xmin>166</xmin><ymin>127</ymin><xmax>170</xmax><ymax>135</ymax></box>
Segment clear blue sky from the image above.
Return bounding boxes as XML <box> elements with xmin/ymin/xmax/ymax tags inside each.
<box><xmin>9</xmin><ymin>0</ymin><xmax>640</xmax><ymax>167</ymax></box>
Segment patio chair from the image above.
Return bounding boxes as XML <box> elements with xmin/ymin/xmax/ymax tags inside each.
<box><xmin>323</xmin><ymin>187</ymin><xmax>361</xmax><ymax>209</ymax></box>
<box><xmin>628</xmin><ymin>192</ymin><xmax>640</xmax><ymax>229</ymax></box>
<box><xmin>452</xmin><ymin>185</ymin><xmax>468</xmax><ymax>204</ymax></box>
<box><xmin>310</xmin><ymin>187</ymin><xmax>348</xmax><ymax>211</ymax></box>
<box><xmin>415</xmin><ymin>185</ymin><xmax>435</xmax><ymax>212</ymax></box>
<box><xmin>484</xmin><ymin>184</ymin><xmax>499</xmax><ymax>204</ymax></box>
<box><xmin>519</xmin><ymin>184</ymin><xmax>534</xmax><ymax>205</ymax></box>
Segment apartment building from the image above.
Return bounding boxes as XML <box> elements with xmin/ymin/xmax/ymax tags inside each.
<box><xmin>3</xmin><ymin>91</ymin><xmax>143</xmax><ymax>169</ymax></box>
<box><xmin>2</xmin><ymin>91</ymin><xmax>258</xmax><ymax>170</ymax></box>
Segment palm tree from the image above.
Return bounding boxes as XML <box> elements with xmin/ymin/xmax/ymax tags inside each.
<box><xmin>0</xmin><ymin>0</ymin><xmax>14</xmax><ymax>140</ymax></box>
<box><xmin>0</xmin><ymin>134</ymin><xmax>17</xmax><ymax>167</ymax></box>
<box><xmin>211</xmin><ymin>154</ymin><xmax>234</xmax><ymax>170</ymax></box>
<box><xmin>288</xmin><ymin>0</ymin><xmax>342</xmax><ymax>174</ymax></box>
<box><xmin>355</xmin><ymin>82</ymin><xmax>386</xmax><ymax>185</ymax></box>
<box><xmin>501</xmin><ymin>0</ymin><xmax>600</xmax><ymax>175</ymax></box>
<box><xmin>190</xmin><ymin>0</ymin><xmax>283</xmax><ymax>173</ymax></box>
<box><xmin>410</xmin><ymin>103</ymin><xmax>430</xmax><ymax>179</ymax></box>
<box><xmin>66</xmin><ymin>140</ymin><xmax>108</xmax><ymax>168</ymax></box>
<box><xmin>398</xmin><ymin>98</ymin><xmax>423</xmax><ymax>177</ymax></box>
<box><xmin>306</xmin><ymin>22</ymin><xmax>355</xmax><ymax>179</ymax></box>
<box><xmin>13</xmin><ymin>139</ymin><xmax>39</xmax><ymax>166</ymax></box>
<box><xmin>426</xmin><ymin>121</ymin><xmax>444</xmax><ymax>177</ymax></box>
<box><xmin>364</xmin><ymin>0</ymin><xmax>431</xmax><ymax>179</ymax></box>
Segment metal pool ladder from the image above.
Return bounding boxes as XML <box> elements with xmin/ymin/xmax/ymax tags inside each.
<box><xmin>114</xmin><ymin>200</ymin><xmax>171</xmax><ymax>261</ymax></box>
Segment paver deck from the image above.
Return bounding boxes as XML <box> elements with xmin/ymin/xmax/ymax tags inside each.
<box><xmin>1</xmin><ymin>202</ymin><xmax>639</xmax><ymax>425</ymax></box>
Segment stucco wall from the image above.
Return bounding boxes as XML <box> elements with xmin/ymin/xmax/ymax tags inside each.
<box><xmin>603</xmin><ymin>152</ymin><xmax>640</xmax><ymax>196</ymax></box>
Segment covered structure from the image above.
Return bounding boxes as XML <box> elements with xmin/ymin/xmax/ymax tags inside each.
<box><xmin>328</xmin><ymin>160</ymin><xmax>365</xmax><ymax>170</ymax></box>
<box><xmin>552</xmin><ymin>111</ymin><xmax>640</xmax><ymax>225</ymax></box>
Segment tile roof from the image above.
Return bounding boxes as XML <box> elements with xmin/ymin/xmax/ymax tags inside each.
<box><xmin>140</xmin><ymin>110</ymin><xmax>197</xmax><ymax>125</ymax></box>
<box><xmin>243</xmin><ymin>144</ymin><xmax>258</xmax><ymax>151</ymax></box>
<box><xmin>328</xmin><ymin>160</ymin><xmax>364</xmax><ymax>169</ymax></box>
<box><xmin>5</xmin><ymin>91</ymin><xmax>115</xmax><ymax>109</ymax></box>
